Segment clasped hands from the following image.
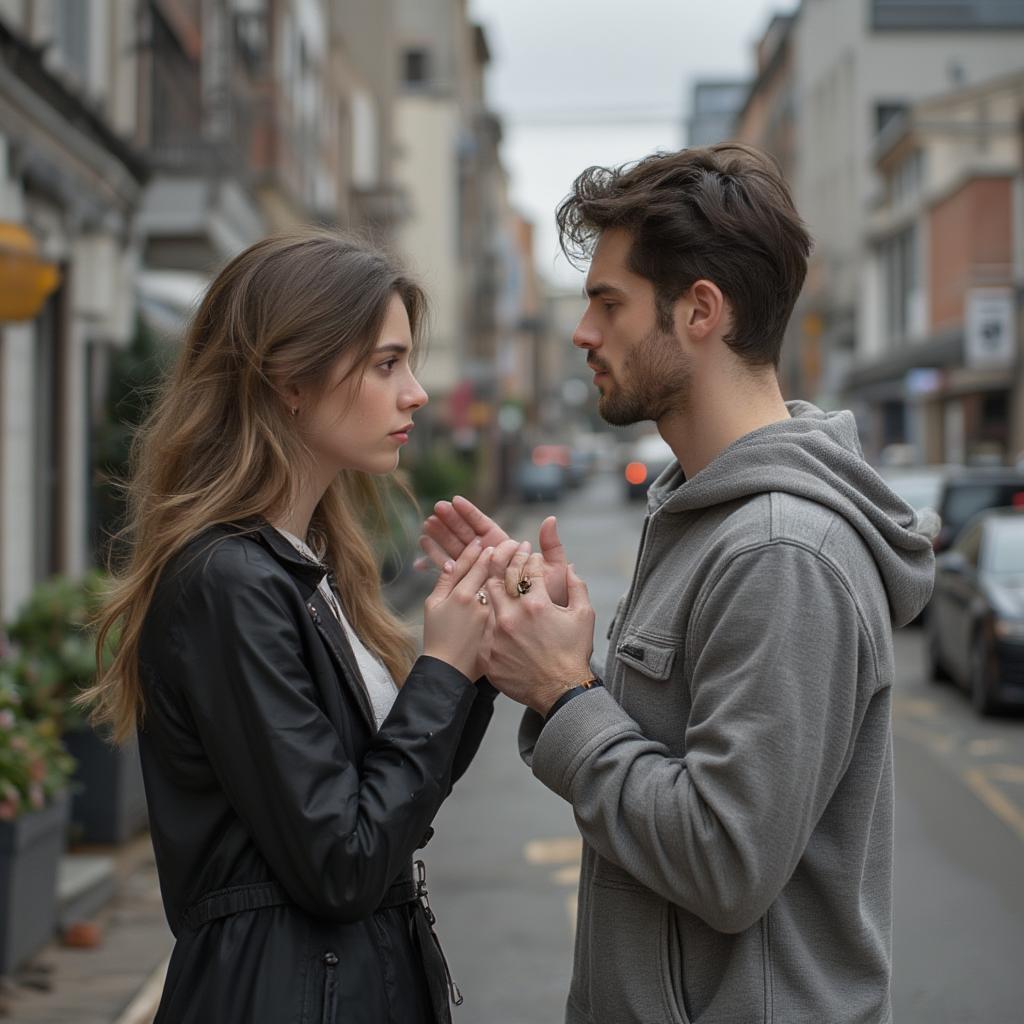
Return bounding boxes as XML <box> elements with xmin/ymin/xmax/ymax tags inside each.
<box><xmin>418</xmin><ymin>496</ymin><xmax>596</xmax><ymax>717</ymax></box>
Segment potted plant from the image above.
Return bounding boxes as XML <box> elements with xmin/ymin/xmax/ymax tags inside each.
<box><xmin>8</xmin><ymin>573</ymin><xmax>146</xmax><ymax>844</ymax></box>
<box><xmin>0</xmin><ymin>668</ymin><xmax>74</xmax><ymax>973</ymax></box>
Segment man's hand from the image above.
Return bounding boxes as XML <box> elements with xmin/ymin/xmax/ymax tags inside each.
<box><xmin>483</xmin><ymin>550</ymin><xmax>596</xmax><ymax>716</ymax></box>
<box><xmin>415</xmin><ymin>495</ymin><xmax>570</xmax><ymax>607</ymax></box>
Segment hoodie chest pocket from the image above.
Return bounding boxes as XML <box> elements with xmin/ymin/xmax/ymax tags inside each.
<box><xmin>614</xmin><ymin>629</ymin><xmax>678</xmax><ymax>681</ymax></box>
<box><xmin>612</xmin><ymin>630</ymin><xmax>688</xmax><ymax>746</ymax></box>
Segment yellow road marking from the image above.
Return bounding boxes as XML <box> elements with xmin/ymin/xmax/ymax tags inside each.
<box><xmin>524</xmin><ymin>837</ymin><xmax>582</xmax><ymax>865</ymax></box>
<box><xmin>893</xmin><ymin>719</ymin><xmax>957</xmax><ymax>756</ymax></box>
<box><xmin>966</xmin><ymin>738</ymin><xmax>1007</xmax><ymax>758</ymax></box>
<box><xmin>550</xmin><ymin>864</ymin><xmax>580</xmax><ymax>886</ymax></box>
<box><xmin>893</xmin><ymin>697</ymin><xmax>940</xmax><ymax>719</ymax></box>
<box><xmin>963</xmin><ymin>768</ymin><xmax>1024</xmax><ymax>845</ymax></box>
<box><xmin>984</xmin><ymin>764</ymin><xmax>1024</xmax><ymax>785</ymax></box>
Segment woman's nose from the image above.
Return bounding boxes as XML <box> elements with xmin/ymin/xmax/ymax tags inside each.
<box><xmin>403</xmin><ymin>375</ymin><xmax>428</xmax><ymax>410</ymax></box>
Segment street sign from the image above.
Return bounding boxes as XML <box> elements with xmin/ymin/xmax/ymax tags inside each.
<box><xmin>965</xmin><ymin>288</ymin><xmax>1015</xmax><ymax>369</ymax></box>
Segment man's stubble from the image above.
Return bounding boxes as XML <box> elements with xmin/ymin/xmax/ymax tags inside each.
<box><xmin>598</xmin><ymin>324</ymin><xmax>693</xmax><ymax>427</ymax></box>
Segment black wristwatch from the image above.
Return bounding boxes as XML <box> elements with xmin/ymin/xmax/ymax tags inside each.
<box><xmin>545</xmin><ymin>677</ymin><xmax>603</xmax><ymax>724</ymax></box>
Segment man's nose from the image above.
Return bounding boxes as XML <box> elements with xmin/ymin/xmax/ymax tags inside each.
<box><xmin>572</xmin><ymin>316</ymin><xmax>599</xmax><ymax>350</ymax></box>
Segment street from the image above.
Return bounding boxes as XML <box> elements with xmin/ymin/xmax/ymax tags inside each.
<box><xmin>423</xmin><ymin>469</ymin><xmax>1024</xmax><ymax>1024</ymax></box>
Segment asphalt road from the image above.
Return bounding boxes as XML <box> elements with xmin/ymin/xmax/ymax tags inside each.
<box><xmin>420</xmin><ymin>469</ymin><xmax>1024</xmax><ymax>1024</ymax></box>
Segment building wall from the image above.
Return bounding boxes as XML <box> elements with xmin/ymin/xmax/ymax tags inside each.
<box><xmin>393</xmin><ymin>94</ymin><xmax>461</xmax><ymax>395</ymax></box>
<box><xmin>929</xmin><ymin>176</ymin><xmax>1014</xmax><ymax>332</ymax></box>
<box><xmin>795</xmin><ymin>0</ymin><xmax>1024</xmax><ymax>320</ymax></box>
<box><xmin>0</xmin><ymin>3</ymin><xmax>143</xmax><ymax>617</ymax></box>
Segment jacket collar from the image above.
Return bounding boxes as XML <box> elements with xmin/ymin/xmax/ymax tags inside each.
<box><xmin>227</xmin><ymin>518</ymin><xmax>378</xmax><ymax>731</ymax></box>
<box><xmin>230</xmin><ymin>518</ymin><xmax>328</xmax><ymax>598</ymax></box>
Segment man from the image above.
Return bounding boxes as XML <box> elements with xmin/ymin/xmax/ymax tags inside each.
<box><xmin>419</xmin><ymin>143</ymin><xmax>935</xmax><ymax>1024</ymax></box>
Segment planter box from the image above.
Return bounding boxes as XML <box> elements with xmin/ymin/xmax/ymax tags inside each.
<box><xmin>62</xmin><ymin>729</ymin><xmax>147</xmax><ymax>845</ymax></box>
<box><xmin>0</xmin><ymin>791</ymin><xmax>70</xmax><ymax>974</ymax></box>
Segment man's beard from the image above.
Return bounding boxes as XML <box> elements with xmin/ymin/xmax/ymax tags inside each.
<box><xmin>596</xmin><ymin>325</ymin><xmax>692</xmax><ymax>426</ymax></box>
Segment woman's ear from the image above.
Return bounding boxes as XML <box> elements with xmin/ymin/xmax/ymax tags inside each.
<box><xmin>683</xmin><ymin>279</ymin><xmax>726</xmax><ymax>341</ymax></box>
<box><xmin>279</xmin><ymin>382</ymin><xmax>303</xmax><ymax>417</ymax></box>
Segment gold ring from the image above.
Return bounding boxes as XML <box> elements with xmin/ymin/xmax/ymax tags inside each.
<box><xmin>516</xmin><ymin>563</ymin><xmax>534</xmax><ymax>595</ymax></box>
<box><xmin>475</xmin><ymin>590</ymin><xmax>489</xmax><ymax>606</ymax></box>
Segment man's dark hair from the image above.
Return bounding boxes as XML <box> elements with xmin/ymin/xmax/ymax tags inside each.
<box><xmin>556</xmin><ymin>143</ymin><xmax>812</xmax><ymax>368</ymax></box>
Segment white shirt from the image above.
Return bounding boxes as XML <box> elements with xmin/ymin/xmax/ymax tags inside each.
<box><xmin>274</xmin><ymin>527</ymin><xmax>398</xmax><ymax>730</ymax></box>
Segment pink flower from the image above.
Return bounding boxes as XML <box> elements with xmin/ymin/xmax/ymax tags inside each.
<box><xmin>0</xmin><ymin>799</ymin><xmax>17</xmax><ymax>821</ymax></box>
<box><xmin>0</xmin><ymin>710</ymin><xmax>14</xmax><ymax>729</ymax></box>
<box><xmin>29</xmin><ymin>758</ymin><xmax>46</xmax><ymax>782</ymax></box>
<box><xmin>10</xmin><ymin>736</ymin><xmax>27</xmax><ymax>752</ymax></box>
<box><xmin>28</xmin><ymin>784</ymin><xmax>44</xmax><ymax>810</ymax></box>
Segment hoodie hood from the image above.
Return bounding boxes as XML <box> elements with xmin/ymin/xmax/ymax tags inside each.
<box><xmin>647</xmin><ymin>401</ymin><xmax>938</xmax><ymax>627</ymax></box>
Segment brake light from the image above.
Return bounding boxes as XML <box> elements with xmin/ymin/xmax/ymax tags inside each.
<box><xmin>1013</xmin><ymin>492</ymin><xmax>1024</xmax><ymax>508</ymax></box>
<box><xmin>625</xmin><ymin>462</ymin><xmax>648</xmax><ymax>485</ymax></box>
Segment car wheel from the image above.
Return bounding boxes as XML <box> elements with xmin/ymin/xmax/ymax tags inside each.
<box><xmin>925</xmin><ymin>613</ymin><xmax>950</xmax><ymax>683</ymax></box>
<box><xmin>970</xmin><ymin>632</ymin><xmax>1000</xmax><ymax>716</ymax></box>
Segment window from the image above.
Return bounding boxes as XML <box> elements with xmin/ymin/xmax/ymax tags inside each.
<box><xmin>983</xmin><ymin>520</ymin><xmax>1024</xmax><ymax>576</ymax></box>
<box><xmin>890</xmin><ymin>149</ymin><xmax>924</xmax><ymax>204</ymax></box>
<box><xmin>875</xmin><ymin>102</ymin><xmax>906</xmax><ymax>136</ymax></box>
<box><xmin>872</xmin><ymin>0</ymin><xmax>1024</xmax><ymax>31</ymax></box>
<box><xmin>33</xmin><ymin>283</ymin><xmax>67</xmax><ymax>582</ymax></box>
<box><xmin>54</xmin><ymin>0</ymin><xmax>90</xmax><ymax>82</ymax></box>
<box><xmin>881</xmin><ymin>225</ymin><xmax>919</xmax><ymax>343</ymax></box>
<box><xmin>955</xmin><ymin>522</ymin><xmax>982</xmax><ymax>568</ymax></box>
<box><xmin>403</xmin><ymin>49</ymin><xmax>430</xmax><ymax>86</ymax></box>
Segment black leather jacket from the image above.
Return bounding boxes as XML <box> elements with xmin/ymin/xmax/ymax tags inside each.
<box><xmin>137</xmin><ymin>522</ymin><xmax>496</xmax><ymax>1023</ymax></box>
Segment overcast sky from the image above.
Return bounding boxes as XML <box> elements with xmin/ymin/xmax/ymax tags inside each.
<box><xmin>467</xmin><ymin>0</ymin><xmax>788</xmax><ymax>286</ymax></box>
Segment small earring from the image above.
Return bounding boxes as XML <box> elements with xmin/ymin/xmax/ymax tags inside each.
<box><xmin>290</xmin><ymin>406</ymin><xmax>299</xmax><ymax>417</ymax></box>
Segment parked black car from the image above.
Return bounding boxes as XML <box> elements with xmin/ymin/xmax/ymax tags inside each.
<box><xmin>931</xmin><ymin>468</ymin><xmax>1024</xmax><ymax>553</ymax></box>
<box><xmin>927</xmin><ymin>507</ymin><xmax>1024</xmax><ymax>715</ymax></box>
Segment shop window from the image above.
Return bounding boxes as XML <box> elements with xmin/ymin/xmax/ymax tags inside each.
<box><xmin>403</xmin><ymin>49</ymin><xmax>431</xmax><ymax>86</ymax></box>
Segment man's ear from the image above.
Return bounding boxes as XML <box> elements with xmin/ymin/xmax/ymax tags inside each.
<box><xmin>681</xmin><ymin>279</ymin><xmax>726</xmax><ymax>341</ymax></box>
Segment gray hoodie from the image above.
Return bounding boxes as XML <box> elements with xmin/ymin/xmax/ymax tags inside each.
<box><xmin>520</xmin><ymin>402</ymin><xmax>936</xmax><ymax>1024</ymax></box>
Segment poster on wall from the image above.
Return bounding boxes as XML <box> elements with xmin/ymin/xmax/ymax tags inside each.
<box><xmin>965</xmin><ymin>288</ymin><xmax>1016</xmax><ymax>369</ymax></box>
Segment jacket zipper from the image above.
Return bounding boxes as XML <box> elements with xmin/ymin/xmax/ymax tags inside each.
<box><xmin>415</xmin><ymin>859</ymin><xmax>464</xmax><ymax>1007</ymax></box>
<box><xmin>321</xmin><ymin>951</ymin><xmax>339</xmax><ymax>1024</ymax></box>
<box><xmin>617</xmin><ymin>513</ymin><xmax>654</xmax><ymax>646</ymax></box>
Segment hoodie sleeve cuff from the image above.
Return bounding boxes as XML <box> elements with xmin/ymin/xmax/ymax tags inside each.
<box><xmin>532</xmin><ymin>687</ymin><xmax>635</xmax><ymax>799</ymax></box>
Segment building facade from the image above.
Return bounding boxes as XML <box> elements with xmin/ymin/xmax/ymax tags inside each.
<box><xmin>686</xmin><ymin>80</ymin><xmax>749</xmax><ymax>148</ymax></box>
<box><xmin>0</xmin><ymin>1</ymin><xmax>146</xmax><ymax>618</ymax></box>
<box><xmin>791</xmin><ymin>0</ymin><xmax>1024</xmax><ymax>411</ymax></box>
<box><xmin>851</xmin><ymin>70</ymin><xmax>1023</xmax><ymax>463</ymax></box>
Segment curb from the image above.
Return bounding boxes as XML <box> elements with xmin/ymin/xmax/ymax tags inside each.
<box><xmin>113</xmin><ymin>956</ymin><xmax>168</xmax><ymax>1024</ymax></box>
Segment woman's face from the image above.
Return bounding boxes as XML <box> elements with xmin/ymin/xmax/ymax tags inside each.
<box><xmin>300</xmin><ymin>293</ymin><xmax>428</xmax><ymax>476</ymax></box>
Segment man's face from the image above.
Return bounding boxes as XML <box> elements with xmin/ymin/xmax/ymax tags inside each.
<box><xmin>573</xmin><ymin>228</ymin><xmax>692</xmax><ymax>426</ymax></box>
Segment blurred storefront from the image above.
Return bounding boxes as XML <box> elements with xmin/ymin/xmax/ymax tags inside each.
<box><xmin>0</xmin><ymin>7</ymin><xmax>146</xmax><ymax>619</ymax></box>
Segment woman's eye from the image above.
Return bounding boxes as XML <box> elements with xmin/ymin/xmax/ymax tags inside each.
<box><xmin>379</xmin><ymin>358</ymin><xmax>399</xmax><ymax>373</ymax></box>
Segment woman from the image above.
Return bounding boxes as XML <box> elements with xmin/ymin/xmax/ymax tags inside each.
<box><xmin>83</xmin><ymin>231</ymin><xmax>519</xmax><ymax>1023</ymax></box>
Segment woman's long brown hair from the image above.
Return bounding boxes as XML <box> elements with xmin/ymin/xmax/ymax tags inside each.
<box><xmin>81</xmin><ymin>230</ymin><xmax>425</xmax><ymax>743</ymax></box>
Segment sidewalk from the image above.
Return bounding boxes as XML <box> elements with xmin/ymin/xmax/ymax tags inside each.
<box><xmin>3</xmin><ymin>835</ymin><xmax>171</xmax><ymax>1024</ymax></box>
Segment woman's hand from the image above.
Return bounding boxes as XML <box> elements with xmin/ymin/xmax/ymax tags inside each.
<box><xmin>422</xmin><ymin>537</ymin><xmax>527</xmax><ymax>681</ymax></box>
<box><xmin>415</xmin><ymin>496</ymin><xmax>571</xmax><ymax>607</ymax></box>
